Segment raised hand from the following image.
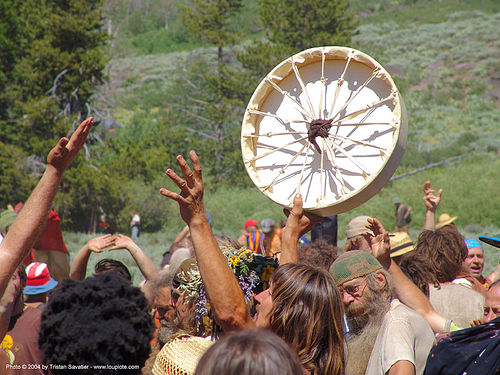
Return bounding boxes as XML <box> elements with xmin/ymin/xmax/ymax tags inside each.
<box><xmin>423</xmin><ymin>181</ymin><xmax>442</xmax><ymax>212</ymax></box>
<box><xmin>47</xmin><ymin>117</ymin><xmax>93</xmax><ymax>173</ymax></box>
<box><xmin>363</xmin><ymin>218</ymin><xmax>391</xmax><ymax>269</ymax></box>
<box><xmin>283</xmin><ymin>194</ymin><xmax>323</xmax><ymax>238</ymax></box>
<box><xmin>87</xmin><ymin>234</ymin><xmax>116</xmax><ymax>253</ymax></box>
<box><xmin>108</xmin><ymin>234</ymin><xmax>136</xmax><ymax>251</ymax></box>
<box><xmin>159</xmin><ymin>151</ymin><xmax>206</xmax><ymax>226</ymax></box>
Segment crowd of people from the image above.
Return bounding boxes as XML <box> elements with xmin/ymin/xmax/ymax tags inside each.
<box><xmin>0</xmin><ymin>118</ymin><xmax>499</xmax><ymax>375</ymax></box>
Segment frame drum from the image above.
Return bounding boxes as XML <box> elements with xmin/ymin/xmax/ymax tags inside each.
<box><xmin>241</xmin><ymin>46</ymin><xmax>407</xmax><ymax>216</ymax></box>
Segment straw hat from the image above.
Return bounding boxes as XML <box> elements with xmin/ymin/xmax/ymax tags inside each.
<box><xmin>389</xmin><ymin>232</ymin><xmax>414</xmax><ymax>258</ymax></box>
<box><xmin>152</xmin><ymin>334</ymin><xmax>213</xmax><ymax>375</ymax></box>
<box><xmin>435</xmin><ymin>213</ymin><xmax>457</xmax><ymax>229</ymax></box>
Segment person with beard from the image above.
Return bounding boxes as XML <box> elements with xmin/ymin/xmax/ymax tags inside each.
<box><xmin>159</xmin><ymin>151</ymin><xmax>345</xmax><ymax>375</ymax></box>
<box><xmin>330</xmin><ymin>251</ymin><xmax>435</xmax><ymax>375</ymax></box>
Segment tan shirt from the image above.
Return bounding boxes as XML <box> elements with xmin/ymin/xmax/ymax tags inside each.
<box><xmin>429</xmin><ymin>282</ymin><xmax>484</xmax><ymax>328</ymax></box>
<box><xmin>365</xmin><ymin>299</ymin><xmax>435</xmax><ymax>375</ymax></box>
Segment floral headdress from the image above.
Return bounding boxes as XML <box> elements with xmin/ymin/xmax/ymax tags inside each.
<box><xmin>173</xmin><ymin>245</ymin><xmax>278</xmax><ymax>337</ymax></box>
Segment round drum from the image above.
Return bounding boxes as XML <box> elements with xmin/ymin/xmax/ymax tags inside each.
<box><xmin>241</xmin><ymin>46</ymin><xmax>407</xmax><ymax>216</ymax></box>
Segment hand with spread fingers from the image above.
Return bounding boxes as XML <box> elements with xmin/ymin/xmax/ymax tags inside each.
<box><xmin>423</xmin><ymin>181</ymin><xmax>442</xmax><ymax>212</ymax></box>
<box><xmin>160</xmin><ymin>151</ymin><xmax>206</xmax><ymax>226</ymax></box>
<box><xmin>363</xmin><ymin>218</ymin><xmax>391</xmax><ymax>269</ymax></box>
<box><xmin>47</xmin><ymin>117</ymin><xmax>93</xmax><ymax>173</ymax></box>
<box><xmin>423</xmin><ymin>180</ymin><xmax>442</xmax><ymax>230</ymax></box>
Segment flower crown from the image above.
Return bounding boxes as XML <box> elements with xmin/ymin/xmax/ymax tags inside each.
<box><xmin>173</xmin><ymin>245</ymin><xmax>278</xmax><ymax>336</ymax></box>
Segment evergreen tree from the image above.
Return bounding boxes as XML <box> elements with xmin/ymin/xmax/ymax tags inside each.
<box><xmin>177</xmin><ymin>0</ymin><xmax>246</xmax><ymax>183</ymax></box>
<box><xmin>238</xmin><ymin>0</ymin><xmax>359</xmax><ymax>93</ymax></box>
<box><xmin>181</xmin><ymin>0</ymin><xmax>242</xmax><ymax>62</ymax></box>
<box><xmin>0</xmin><ymin>0</ymin><xmax>113</xmax><ymax>230</ymax></box>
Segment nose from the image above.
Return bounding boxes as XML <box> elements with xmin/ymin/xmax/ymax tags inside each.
<box><xmin>255</xmin><ymin>289</ymin><xmax>268</xmax><ymax>304</ymax></box>
<box><xmin>343</xmin><ymin>291</ymin><xmax>354</xmax><ymax>305</ymax></box>
<box><xmin>154</xmin><ymin>309</ymin><xmax>162</xmax><ymax>320</ymax></box>
<box><xmin>485</xmin><ymin>308</ymin><xmax>496</xmax><ymax>323</ymax></box>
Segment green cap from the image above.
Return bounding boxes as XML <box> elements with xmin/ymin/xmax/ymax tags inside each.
<box><xmin>329</xmin><ymin>250</ymin><xmax>382</xmax><ymax>286</ymax></box>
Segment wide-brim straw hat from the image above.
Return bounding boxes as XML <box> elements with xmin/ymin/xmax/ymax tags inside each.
<box><xmin>152</xmin><ymin>334</ymin><xmax>213</xmax><ymax>375</ymax></box>
<box><xmin>435</xmin><ymin>213</ymin><xmax>457</xmax><ymax>229</ymax></box>
<box><xmin>389</xmin><ymin>232</ymin><xmax>414</xmax><ymax>257</ymax></box>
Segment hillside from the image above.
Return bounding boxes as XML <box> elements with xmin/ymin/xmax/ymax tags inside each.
<box><xmin>99</xmin><ymin>1</ymin><xmax>499</xmax><ymax>216</ymax></box>
<box><xmin>71</xmin><ymin>0</ymin><xmax>500</xmax><ymax>279</ymax></box>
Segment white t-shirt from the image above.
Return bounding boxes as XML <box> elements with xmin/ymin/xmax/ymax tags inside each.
<box><xmin>131</xmin><ymin>214</ymin><xmax>140</xmax><ymax>226</ymax></box>
<box><xmin>365</xmin><ymin>299</ymin><xmax>435</xmax><ymax>375</ymax></box>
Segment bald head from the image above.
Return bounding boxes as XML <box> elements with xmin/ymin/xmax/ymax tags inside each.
<box><xmin>484</xmin><ymin>281</ymin><xmax>500</xmax><ymax>322</ymax></box>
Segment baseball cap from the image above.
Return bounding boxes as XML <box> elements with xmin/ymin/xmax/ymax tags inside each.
<box><xmin>260</xmin><ymin>218</ymin><xmax>275</xmax><ymax>233</ymax></box>
<box><xmin>478</xmin><ymin>234</ymin><xmax>500</xmax><ymax>248</ymax></box>
<box><xmin>244</xmin><ymin>220</ymin><xmax>259</xmax><ymax>229</ymax></box>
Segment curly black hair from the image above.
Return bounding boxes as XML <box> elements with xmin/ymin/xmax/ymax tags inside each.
<box><xmin>39</xmin><ymin>273</ymin><xmax>154</xmax><ymax>374</ymax></box>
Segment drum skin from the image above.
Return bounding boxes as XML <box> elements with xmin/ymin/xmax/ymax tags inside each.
<box><xmin>241</xmin><ymin>46</ymin><xmax>408</xmax><ymax>217</ymax></box>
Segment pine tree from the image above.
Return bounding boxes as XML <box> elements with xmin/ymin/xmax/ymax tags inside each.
<box><xmin>181</xmin><ymin>0</ymin><xmax>242</xmax><ymax>63</ymax></box>
<box><xmin>0</xmin><ymin>0</ymin><xmax>112</xmax><ymax>229</ymax></box>
<box><xmin>178</xmin><ymin>0</ymin><xmax>246</xmax><ymax>183</ymax></box>
<box><xmin>238</xmin><ymin>0</ymin><xmax>359</xmax><ymax>92</ymax></box>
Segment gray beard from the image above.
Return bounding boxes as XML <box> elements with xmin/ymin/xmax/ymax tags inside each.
<box><xmin>156</xmin><ymin>321</ymin><xmax>182</xmax><ymax>348</ymax></box>
<box><xmin>345</xmin><ymin>293</ymin><xmax>389</xmax><ymax>375</ymax></box>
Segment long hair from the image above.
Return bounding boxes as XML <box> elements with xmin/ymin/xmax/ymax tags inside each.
<box><xmin>414</xmin><ymin>226</ymin><xmax>468</xmax><ymax>284</ymax></box>
<box><xmin>268</xmin><ymin>263</ymin><xmax>345</xmax><ymax>375</ymax></box>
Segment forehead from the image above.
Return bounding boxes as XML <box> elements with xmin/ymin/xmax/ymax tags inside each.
<box><xmin>486</xmin><ymin>286</ymin><xmax>500</xmax><ymax>307</ymax></box>
<box><xmin>155</xmin><ymin>286</ymin><xmax>171</xmax><ymax>303</ymax></box>
<box><xmin>341</xmin><ymin>276</ymin><xmax>366</xmax><ymax>288</ymax></box>
<box><xmin>467</xmin><ymin>247</ymin><xmax>484</xmax><ymax>256</ymax></box>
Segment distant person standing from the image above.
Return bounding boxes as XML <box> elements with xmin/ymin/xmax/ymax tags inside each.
<box><xmin>393</xmin><ymin>197</ymin><xmax>412</xmax><ymax>233</ymax></box>
<box><xmin>130</xmin><ymin>210</ymin><xmax>141</xmax><ymax>239</ymax></box>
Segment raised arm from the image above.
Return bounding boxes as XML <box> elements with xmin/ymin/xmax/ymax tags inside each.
<box><xmin>109</xmin><ymin>234</ymin><xmax>158</xmax><ymax>282</ymax></box>
<box><xmin>280</xmin><ymin>194</ymin><xmax>322</xmax><ymax>264</ymax></box>
<box><xmin>0</xmin><ymin>117</ymin><xmax>93</xmax><ymax>297</ymax></box>
<box><xmin>69</xmin><ymin>234</ymin><xmax>116</xmax><ymax>280</ymax></box>
<box><xmin>169</xmin><ymin>225</ymin><xmax>190</xmax><ymax>253</ymax></box>
<box><xmin>159</xmin><ymin>151</ymin><xmax>253</xmax><ymax>331</ymax></box>
<box><xmin>365</xmin><ymin>218</ymin><xmax>452</xmax><ymax>333</ymax></box>
<box><xmin>423</xmin><ymin>181</ymin><xmax>442</xmax><ymax>231</ymax></box>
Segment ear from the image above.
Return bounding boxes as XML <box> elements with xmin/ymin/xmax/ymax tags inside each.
<box><xmin>374</xmin><ymin>270</ymin><xmax>387</xmax><ymax>289</ymax></box>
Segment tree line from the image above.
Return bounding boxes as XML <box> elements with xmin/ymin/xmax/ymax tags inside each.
<box><xmin>0</xmin><ymin>0</ymin><xmax>358</xmax><ymax>232</ymax></box>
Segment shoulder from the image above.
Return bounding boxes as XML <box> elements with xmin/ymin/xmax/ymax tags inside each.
<box><xmin>384</xmin><ymin>299</ymin><xmax>431</xmax><ymax>333</ymax></box>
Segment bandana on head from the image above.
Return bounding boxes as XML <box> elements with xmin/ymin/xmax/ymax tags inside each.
<box><xmin>465</xmin><ymin>238</ymin><xmax>483</xmax><ymax>251</ymax></box>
